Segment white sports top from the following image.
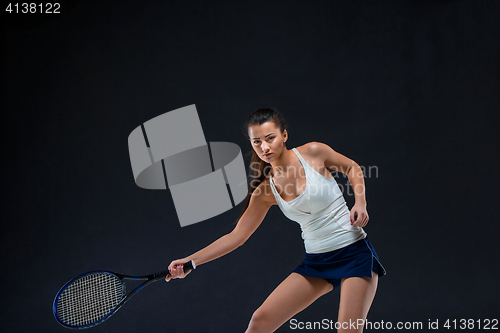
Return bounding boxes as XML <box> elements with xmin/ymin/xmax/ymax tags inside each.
<box><xmin>269</xmin><ymin>148</ymin><xmax>367</xmax><ymax>253</ymax></box>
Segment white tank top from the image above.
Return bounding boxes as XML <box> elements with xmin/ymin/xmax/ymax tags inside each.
<box><xmin>269</xmin><ymin>148</ymin><xmax>367</xmax><ymax>253</ymax></box>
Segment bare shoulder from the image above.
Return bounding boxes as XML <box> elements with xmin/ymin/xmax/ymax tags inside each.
<box><xmin>249</xmin><ymin>177</ymin><xmax>277</xmax><ymax>207</ymax></box>
<box><xmin>296</xmin><ymin>141</ymin><xmax>332</xmax><ymax>160</ymax></box>
<box><xmin>296</xmin><ymin>141</ymin><xmax>355</xmax><ymax>174</ymax></box>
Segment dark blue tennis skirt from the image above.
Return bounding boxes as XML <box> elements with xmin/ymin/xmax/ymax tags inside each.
<box><xmin>292</xmin><ymin>236</ymin><xmax>386</xmax><ymax>289</ymax></box>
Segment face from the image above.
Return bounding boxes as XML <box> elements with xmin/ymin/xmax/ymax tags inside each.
<box><xmin>248</xmin><ymin>121</ymin><xmax>287</xmax><ymax>162</ymax></box>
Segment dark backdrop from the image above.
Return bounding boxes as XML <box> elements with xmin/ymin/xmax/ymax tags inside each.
<box><xmin>1</xmin><ymin>1</ymin><xmax>499</xmax><ymax>332</ymax></box>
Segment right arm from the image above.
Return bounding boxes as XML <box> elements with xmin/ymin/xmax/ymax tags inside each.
<box><xmin>166</xmin><ymin>180</ymin><xmax>275</xmax><ymax>281</ymax></box>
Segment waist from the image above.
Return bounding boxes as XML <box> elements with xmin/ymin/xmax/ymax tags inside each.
<box><xmin>304</xmin><ymin>229</ymin><xmax>367</xmax><ymax>253</ymax></box>
<box><xmin>300</xmin><ymin>212</ymin><xmax>367</xmax><ymax>253</ymax></box>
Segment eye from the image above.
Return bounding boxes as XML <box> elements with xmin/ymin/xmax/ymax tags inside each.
<box><xmin>267</xmin><ymin>137</ymin><xmax>275</xmax><ymax>141</ymax></box>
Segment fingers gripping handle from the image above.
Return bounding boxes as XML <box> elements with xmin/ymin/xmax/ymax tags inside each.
<box><xmin>157</xmin><ymin>260</ymin><xmax>195</xmax><ymax>280</ymax></box>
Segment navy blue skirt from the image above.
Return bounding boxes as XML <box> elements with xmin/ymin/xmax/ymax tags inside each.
<box><xmin>292</xmin><ymin>236</ymin><xmax>386</xmax><ymax>289</ymax></box>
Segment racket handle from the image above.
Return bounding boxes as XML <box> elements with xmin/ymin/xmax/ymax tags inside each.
<box><xmin>178</xmin><ymin>259</ymin><xmax>195</xmax><ymax>273</ymax></box>
<box><xmin>157</xmin><ymin>260</ymin><xmax>195</xmax><ymax>279</ymax></box>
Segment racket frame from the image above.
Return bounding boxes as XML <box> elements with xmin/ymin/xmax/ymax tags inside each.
<box><xmin>53</xmin><ymin>261</ymin><xmax>193</xmax><ymax>329</ymax></box>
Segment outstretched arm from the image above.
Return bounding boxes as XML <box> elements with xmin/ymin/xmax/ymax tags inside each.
<box><xmin>166</xmin><ymin>181</ymin><xmax>274</xmax><ymax>281</ymax></box>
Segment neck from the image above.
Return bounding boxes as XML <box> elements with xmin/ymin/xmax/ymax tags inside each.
<box><xmin>270</xmin><ymin>147</ymin><xmax>294</xmax><ymax>176</ymax></box>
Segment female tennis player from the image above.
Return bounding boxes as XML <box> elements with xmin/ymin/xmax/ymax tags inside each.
<box><xmin>166</xmin><ymin>108</ymin><xmax>386</xmax><ymax>333</ymax></box>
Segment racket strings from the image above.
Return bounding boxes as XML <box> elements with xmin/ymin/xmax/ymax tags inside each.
<box><xmin>56</xmin><ymin>272</ymin><xmax>124</xmax><ymax>327</ymax></box>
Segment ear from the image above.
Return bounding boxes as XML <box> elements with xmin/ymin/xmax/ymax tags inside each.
<box><xmin>283</xmin><ymin>129</ymin><xmax>288</xmax><ymax>143</ymax></box>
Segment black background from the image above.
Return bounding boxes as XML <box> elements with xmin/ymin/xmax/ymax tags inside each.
<box><xmin>1</xmin><ymin>1</ymin><xmax>499</xmax><ymax>332</ymax></box>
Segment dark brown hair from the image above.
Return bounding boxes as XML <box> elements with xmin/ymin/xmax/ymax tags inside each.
<box><xmin>234</xmin><ymin>108</ymin><xmax>287</xmax><ymax>224</ymax></box>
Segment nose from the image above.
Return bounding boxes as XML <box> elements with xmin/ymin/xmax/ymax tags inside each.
<box><xmin>261</xmin><ymin>141</ymin><xmax>270</xmax><ymax>153</ymax></box>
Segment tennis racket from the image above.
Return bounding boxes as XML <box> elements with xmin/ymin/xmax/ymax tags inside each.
<box><xmin>53</xmin><ymin>260</ymin><xmax>195</xmax><ymax>329</ymax></box>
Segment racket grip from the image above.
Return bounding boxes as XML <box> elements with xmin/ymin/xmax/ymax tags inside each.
<box><xmin>180</xmin><ymin>259</ymin><xmax>195</xmax><ymax>273</ymax></box>
<box><xmin>159</xmin><ymin>260</ymin><xmax>195</xmax><ymax>279</ymax></box>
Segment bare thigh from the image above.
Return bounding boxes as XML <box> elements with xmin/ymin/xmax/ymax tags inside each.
<box><xmin>337</xmin><ymin>272</ymin><xmax>378</xmax><ymax>333</ymax></box>
<box><xmin>245</xmin><ymin>273</ymin><xmax>333</xmax><ymax>333</ymax></box>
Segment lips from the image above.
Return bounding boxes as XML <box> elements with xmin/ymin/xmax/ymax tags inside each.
<box><xmin>263</xmin><ymin>153</ymin><xmax>272</xmax><ymax>158</ymax></box>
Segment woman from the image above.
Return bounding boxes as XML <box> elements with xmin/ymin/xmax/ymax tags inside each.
<box><xmin>166</xmin><ymin>108</ymin><xmax>386</xmax><ymax>333</ymax></box>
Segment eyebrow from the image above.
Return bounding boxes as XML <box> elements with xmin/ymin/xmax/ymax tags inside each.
<box><xmin>252</xmin><ymin>133</ymin><xmax>275</xmax><ymax>140</ymax></box>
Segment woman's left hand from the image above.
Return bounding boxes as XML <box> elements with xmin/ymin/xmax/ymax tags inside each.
<box><xmin>350</xmin><ymin>203</ymin><xmax>369</xmax><ymax>227</ymax></box>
